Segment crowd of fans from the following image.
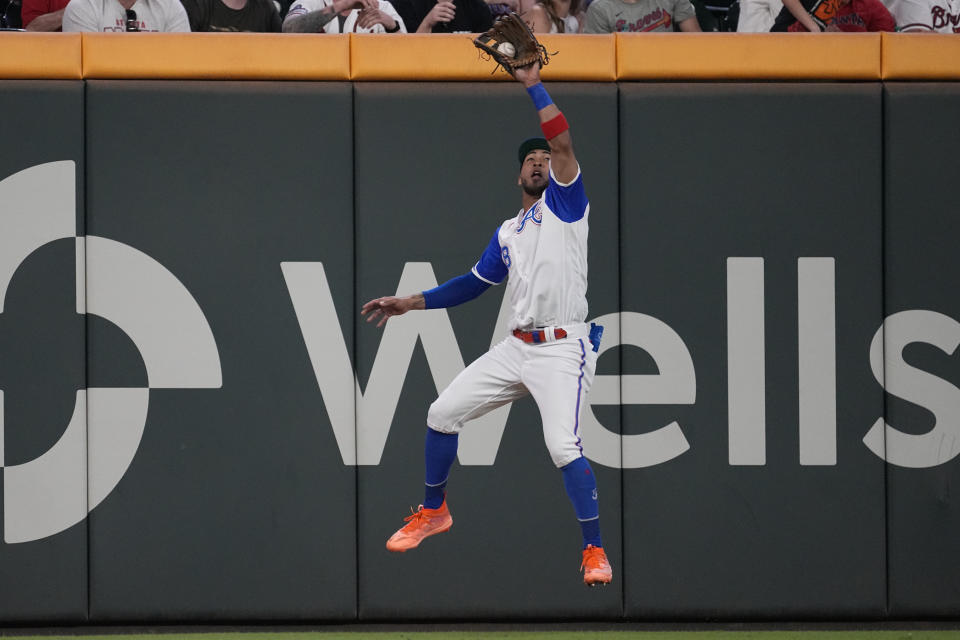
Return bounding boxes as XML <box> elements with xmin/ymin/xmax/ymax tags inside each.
<box><xmin>1</xmin><ymin>0</ymin><xmax>955</xmax><ymax>45</ymax></box>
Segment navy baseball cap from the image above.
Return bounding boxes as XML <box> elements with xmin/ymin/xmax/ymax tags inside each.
<box><xmin>518</xmin><ymin>137</ymin><xmax>550</xmax><ymax>165</ymax></box>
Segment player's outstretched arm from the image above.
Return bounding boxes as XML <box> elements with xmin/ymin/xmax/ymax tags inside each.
<box><xmin>361</xmin><ymin>294</ymin><xmax>424</xmax><ymax>328</ymax></box>
<box><xmin>361</xmin><ymin>269</ymin><xmax>494</xmax><ymax>328</ymax></box>
<box><xmin>513</xmin><ymin>63</ymin><xmax>578</xmax><ymax>185</ymax></box>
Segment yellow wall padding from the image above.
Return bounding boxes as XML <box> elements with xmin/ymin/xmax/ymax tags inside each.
<box><xmin>538</xmin><ymin>34</ymin><xmax>617</xmax><ymax>81</ymax></box>
<box><xmin>617</xmin><ymin>32</ymin><xmax>881</xmax><ymax>80</ymax></box>
<box><xmin>82</xmin><ymin>33</ymin><xmax>350</xmax><ymax>80</ymax></box>
<box><xmin>3</xmin><ymin>33</ymin><xmax>960</xmax><ymax>82</ymax></box>
<box><xmin>351</xmin><ymin>33</ymin><xmax>501</xmax><ymax>80</ymax></box>
<box><xmin>350</xmin><ymin>33</ymin><xmax>615</xmax><ymax>81</ymax></box>
<box><xmin>882</xmin><ymin>33</ymin><xmax>960</xmax><ymax>80</ymax></box>
<box><xmin>0</xmin><ymin>33</ymin><xmax>82</xmax><ymax>79</ymax></box>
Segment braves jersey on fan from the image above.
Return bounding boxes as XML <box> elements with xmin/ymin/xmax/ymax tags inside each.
<box><xmin>889</xmin><ymin>0</ymin><xmax>960</xmax><ymax>30</ymax></box>
<box><xmin>471</xmin><ymin>165</ymin><xmax>589</xmax><ymax>331</ymax></box>
<box><xmin>62</xmin><ymin>0</ymin><xmax>190</xmax><ymax>31</ymax></box>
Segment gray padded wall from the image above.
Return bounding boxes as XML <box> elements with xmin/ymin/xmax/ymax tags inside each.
<box><xmin>884</xmin><ymin>83</ymin><xmax>960</xmax><ymax>617</ymax></box>
<box><xmin>2</xmin><ymin>78</ymin><xmax>960</xmax><ymax>624</ymax></box>
<box><xmin>354</xmin><ymin>83</ymin><xmax>621</xmax><ymax>619</ymax></box>
<box><xmin>619</xmin><ymin>84</ymin><xmax>886</xmax><ymax>618</ymax></box>
<box><xmin>84</xmin><ymin>81</ymin><xmax>356</xmax><ymax>621</ymax></box>
<box><xmin>0</xmin><ymin>81</ymin><xmax>87</xmax><ymax>623</ymax></box>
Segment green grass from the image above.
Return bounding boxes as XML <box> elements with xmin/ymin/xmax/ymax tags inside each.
<box><xmin>4</xmin><ymin>632</ymin><xmax>960</xmax><ymax>640</ymax></box>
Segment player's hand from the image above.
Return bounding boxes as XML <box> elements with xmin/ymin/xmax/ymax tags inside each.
<box><xmin>824</xmin><ymin>20</ymin><xmax>841</xmax><ymax>30</ymax></box>
<box><xmin>361</xmin><ymin>295</ymin><xmax>416</xmax><ymax>328</ymax></box>
<box><xmin>423</xmin><ymin>0</ymin><xmax>455</xmax><ymax>27</ymax></box>
<box><xmin>512</xmin><ymin>61</ymin><xmax>541</xmax><ymax>88</ymax></box>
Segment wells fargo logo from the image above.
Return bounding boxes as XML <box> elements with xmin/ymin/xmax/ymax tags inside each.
<box><xmin>0</xmin><ymin>161</ymin><xmax>221</xmax><ymax>544</ymax></box>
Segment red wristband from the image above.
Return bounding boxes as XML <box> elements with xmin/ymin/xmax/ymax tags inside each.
<box><xmin>540</xmin><ymin>112</ymin><xmax>568</xmax><ymax>140</ymax></box>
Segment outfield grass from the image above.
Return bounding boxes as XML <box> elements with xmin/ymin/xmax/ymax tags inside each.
<box><xmin>4</xmin><ymin>632</ymin><xmax>960</xmax><ymax>640</ymax></box>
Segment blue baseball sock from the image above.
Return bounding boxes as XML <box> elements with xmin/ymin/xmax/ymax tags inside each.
<box><xmin>424</xmin><ymin>428</ymin><xmax>458</xmax><ymax>509</ymax></box>
<box><xmin>561</xmin><ymin>456</ymin><xmax>603</xmax><ymax>549</ymax></box>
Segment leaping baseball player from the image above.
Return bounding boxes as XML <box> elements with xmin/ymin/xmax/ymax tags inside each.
<box><xmin>361</xmin><ymin>59</ymin><xmax>612</xmax><ymax>587</ymax></box>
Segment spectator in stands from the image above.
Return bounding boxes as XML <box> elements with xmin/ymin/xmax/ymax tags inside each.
<box><xmin>283</xmin><ymin>0</ymin><xmax>405</xmax><ymax>31</ymax></box>
<box><xmin>770</xmin><ymin>0</ymin><xmax>893</xmax><ymax>30</ymax></box>
<box><xmin>22</xmin><ymin>0</ymin><xmax>68</xmax><ymax>29</ymax></box>
<box><xmin>391</xmin><ymin>0</ymin><xmax>492</xmax><ymax>32</ymax></box>
<box><xmin>584</xmin><ymin>0</ymin><xmax>699</xmax><ymax>31</ymax></box>
<box><xmin>62</xmin><ymin>0</ymin><xmax>190</xmax><ymax>30</ymax></box>
<box><xmin>523</xmin><ymin>0</ymin><xmax>581</xmax><ymax>31</ymax></box>
<box><xmin>831</xmin><ymin>0</ymin><xmax>895</xmax><ymax>29</ymax></box>
<box><xmin>737</xmin><ymin>0</ymin><xmax>782</xmax><ymax>30</ymax></box>
<box><xmin>485</xmin><ymin>0</ymin><xmax>517</xmax><ymax>19</ymax></box>
<box><xmin>1</xmin><ymin>0</ymin><xmax>23</xmax><ymax>27</ymax></box>
<box><xmin>770</xmin><ymin>0</ymin><xmax>837</xmax><ymax>29</ymax></box>
<box><xmin>889</xmin><ymin>0</ymin><xmax>959</xmax><ymax>31</ymax></box>
<box><xmin>182</xmin><ymin>0</ymin><xmax>281</xmax><ymax>30</ymax></box>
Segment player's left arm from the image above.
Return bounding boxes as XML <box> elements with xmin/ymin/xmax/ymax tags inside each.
<box><xmin>514</xmin><ymin>63</ymin><xmax>588</xmax><ymax>222</ymax></box>
<box><xmin>513</xmin><ymin>63</ymin><xmax>578</xmax><ymax>186</ymax></box>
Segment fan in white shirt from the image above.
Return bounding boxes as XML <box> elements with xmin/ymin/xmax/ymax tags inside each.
<box><xmin>521</xmin><ymin>0</ymin><xmax>581</xmax><ymax>31</ymax></box>
<box><xmin>888</xmin><ymin>0</ymin><xmax>959</xmax><ymax>31</ymax></box>
<box><xmin>63</xmin><ymin>0</ymin><xmax>189</xmax><ymax>31</ymax></box>
<box><xmin>282</xmin><ymin>0</ymin><xmax>405</xmax><ymax>32</ymax></box>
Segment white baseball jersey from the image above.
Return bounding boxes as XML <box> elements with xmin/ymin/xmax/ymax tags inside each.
<box><xmin>472</xmin><ymin>165</ymin><xmax>590</xmax><ymax>331</ymax></box>
<box><xmin>427</xmin><ymin>164</ymin><xmax>596</xmax><ymax>469</ymax></box>
<box><xmin>889</xmin><ymin>0</ymin><xmax>960</xmax><ymax>30</ymax></box>
<box><xmin>63</xmin><ymin>0</ymin><xmax>190</xmax><ymax>31</ymax></box>
<box><xmin>284</xmin><ymin>0</ymin><xmax>406</xmax><ymax>31</ymax></box>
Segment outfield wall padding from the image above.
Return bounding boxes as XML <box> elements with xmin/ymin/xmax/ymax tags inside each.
<box><xmin>0</xmin><ymin>35</ymin><xmax>82</xmax><ymax>79</ymax></box>
<box><xmin>883</xmin><ymin>83</ymin><xmax>960</xmax><ymax>618</ymax></box>
<box><xmin>615</xmin><ymin>33</ymin><xmax>881</xmax><ymax>80</ymax></box>
<box><xmin>619</xmin><ymin>83</ymin><xmax>886</xmax><ymax>618</ymax></box>
<box><xmin>0</xmin><ymin>81</ymin><xmax>87</xmax><ymax>624</ymax></box>
<box><xmin>0</xmin><ymin>73</ymin><xmax>958</xmax><ymax>623</ymax></box>
<box><xmin>81</xmin><ymin>34</ymin><xmax>351</xmax><ymax>80</ymax></box>
<box><xmin>2</xmin><ymin>33</ymin><xmax>960</xmax><ymax>81</ymax></box>
<box><xmin>83</xmin><ymin>80</ymin><xmax>357</xmax><ymax>621</ymax></box>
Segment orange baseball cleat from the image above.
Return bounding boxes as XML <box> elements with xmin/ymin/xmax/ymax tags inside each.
<box><xmin>581</xmin><ymin>544</ymin><xmax>613</xmax><ymax>586</ymax></box>
<box><xmin>385</xmin><ymin>500</ymin><xmax>453</xmax><ymax>552</ymax></box>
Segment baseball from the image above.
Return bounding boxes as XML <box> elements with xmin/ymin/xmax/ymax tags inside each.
<box><xmin>497</xmin><ymin>42</ymin><xmax>516</xmax><ymax>58</ymax></box>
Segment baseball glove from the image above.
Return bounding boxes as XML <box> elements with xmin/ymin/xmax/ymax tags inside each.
<box><xmin>473</xmin><ymin>13</ymin><xmax>550</xmax><ymax>75</ymax></box>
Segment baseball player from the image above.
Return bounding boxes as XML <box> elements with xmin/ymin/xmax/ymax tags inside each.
<box><xmin>361</xmin><ymin>61</ymin><xmax>611</xmax><ymax>586</ymax></box>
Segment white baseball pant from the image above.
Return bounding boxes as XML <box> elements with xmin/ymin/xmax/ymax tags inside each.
<box><xmin>426</xmin><ymin>324</ymin><xmax>598</xmax><ymax>468</ymax></box>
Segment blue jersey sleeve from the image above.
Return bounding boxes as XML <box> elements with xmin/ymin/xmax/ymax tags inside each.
<box><xmin>472</xmin><ymin>227</ymin><xmax>508</xmax><ymax>285</ymax></box>
<box><xmin>544</xmin><ymin>166</ymin><xmax>589</xmax><ymax>223</ymax></box>
<box><xmin>422</xmin><ymin>272</ymin><xmax>491</xmax><ymax>309</ymax></box>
